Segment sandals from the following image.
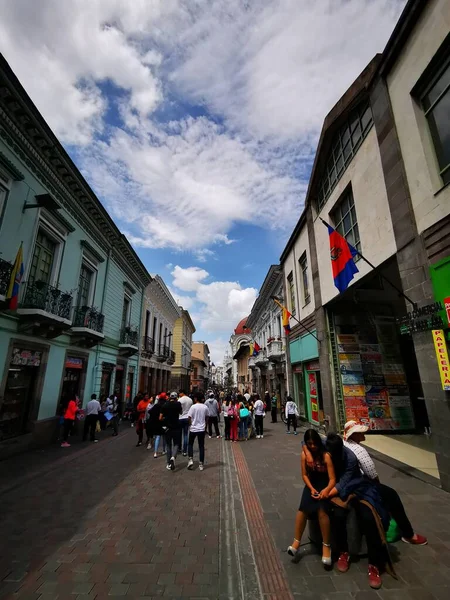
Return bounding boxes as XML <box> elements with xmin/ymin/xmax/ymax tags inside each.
<box><xmin>322</xmin><ymin>542</ymin><xmax>332</xmax><ymax>566</ymax></box>
<box><xmin>287</xmin><ymin>539</ymin><xmax>301</xmax><ymax>556</ymax></box>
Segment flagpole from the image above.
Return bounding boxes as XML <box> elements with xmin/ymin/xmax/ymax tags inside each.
<box><xmin>271</xmin><ymin>297</ymin><xmax>320</xmax><ymax>342</ymax></box>
<box><xmin>319</xmin><ymin>218</ymin><xmax>418</xmax><ymax>310</ymax></box>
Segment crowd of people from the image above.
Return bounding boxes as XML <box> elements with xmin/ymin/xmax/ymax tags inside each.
<box><xmin>59</xmin><ymin>388</ymin><xmax>425</xmax><ymax>590</ymax></box>
<box><xmin>287</xmin><ymin>421</ymin><xmax>427</xmax><ymax>590</ymax></box>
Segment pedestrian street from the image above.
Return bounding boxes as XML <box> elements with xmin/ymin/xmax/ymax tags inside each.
<box><xmin>0</xmin><ymin>422</ymin><xmax>449</xmax><ymax>600</ymax></box>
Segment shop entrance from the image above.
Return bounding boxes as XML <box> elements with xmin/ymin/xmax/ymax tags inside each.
<box><xmin>329</xmin><ymin>259</ymin><xmax>427</xmax><ymax>433</ymax></box>
<box><xmin>293</xmin><ymin>365</ymin><xmax>307</xmax><ymax>419</ymax></box>
<box><xmin>305</xmin><ymin>360</ymin><xmax>323</xmax><ymax>425</ymax></box>
<box><xmin>0</xmin><ymin>348</ymin><xmax>42</xmax><ymax>440</ymax></box>
<box><xmin>60</xmin><ymin>356</ymin><xmax>86</xmax><ymax>409</ymax></box>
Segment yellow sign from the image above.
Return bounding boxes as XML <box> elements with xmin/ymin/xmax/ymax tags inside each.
<box><xmin>432</xmin><ymin>330</ymin><xmax>450</xmax><ymax>391</ymax></box>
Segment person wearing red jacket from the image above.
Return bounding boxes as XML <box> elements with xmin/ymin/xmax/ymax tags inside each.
<box><xmin>61</xmin><ymin>397</ymin><xmax>78</xmax><ymax>447</ymax></box>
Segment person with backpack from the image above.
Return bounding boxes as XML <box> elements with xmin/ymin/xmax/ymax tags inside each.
<box><xmin>160</xmin><ymin>392</ymin><xmax>182</xmax><ymax>471</ymax></box>
<box><xmin>238</xmin><ymin>395</ymin><xmax>249</xmax><ymax>440</ymax></box>
<box><xmin>285</xmin><ymin>396</ymin><xmax>299</xmax><ymax>434</ymax></box>
<box><xmin>205</xmin><ymin>392</ymin><xmax>221</xmax><ymax>438</ymax></box>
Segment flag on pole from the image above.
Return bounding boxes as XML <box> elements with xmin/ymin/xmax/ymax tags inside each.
<box><xmin>325</xmin><ymin>224</ymin><xmax>359</xmax><ymax>293</ymax></box>
<box><xmin>249</xmin><ymin>343</ymin><xmax>254</xmax><ymax>357</ymax></box>
<box><xmin>253</xmin><ymin>342</ymin><xmax>261</xmax><ymax>355</ymax></box>
<box><xmin>273</xmin><ymin>298</ymin><xmax>291</xmax><ymax>335</ymax></box>
<box><xmin>6</xmin><ymin>243</ymin><xmax>24</xmax><ymax>310</ymax></box>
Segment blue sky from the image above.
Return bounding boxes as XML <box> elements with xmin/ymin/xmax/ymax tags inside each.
<box><xmin>0</xmin><ymin>0</ymin><xmax>406</xmax><ymax>362</ymax></box>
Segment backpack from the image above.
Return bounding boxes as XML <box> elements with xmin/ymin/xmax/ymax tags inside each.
<box><xmin>240</xmin><ymin>407</ymin><xmax>250</xmax><ymax>418</ymax></box>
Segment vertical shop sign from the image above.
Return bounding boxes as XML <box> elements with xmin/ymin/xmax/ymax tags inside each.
<box><xmin>444</xmin><ymin>297</ymin><xmax>450</xmax><ymax>328</ymax></box>
<box><xmin>432</xmin><ymin>330</ymin><xmax>450</xmax><ymax>391</ymax></box>
<box><xmin>308</xmin><ymin>372</ymin><xmax>319</xmax><ymax>423</ymax></box>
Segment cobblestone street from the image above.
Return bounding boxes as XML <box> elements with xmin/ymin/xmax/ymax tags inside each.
<box><xmin>1</xmin><ymin>424</ymin><xmax>449</xmax><ymax>600</ymax></box>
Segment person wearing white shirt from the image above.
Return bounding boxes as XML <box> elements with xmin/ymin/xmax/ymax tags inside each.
<box><xmin>222</xmin><ymin>397</ymin><xmax>231</xmax><ymax>440</ymax></box>
<box><xmin>253</xmin><ymin>395</ymin><xmax>265</xmax><ymax>439</ymax></box>
<box><xmin>178</xmin><ymin>390</ymin><xmax>193</xmax><ymax>456</ymax></box>
<box><xmin>83</xmin><ymin>394</ymin><xmax>101</xmax><ymax>442</ymax></box>
<box><xmin>285</xmin><ymin>397</ymin><xmax>299</xmax><ymax>435</ymax></box>
<box><xmin>187</xmin><ymin>392</ymin><xmax>209</xmax><ymax>471</ymax></box>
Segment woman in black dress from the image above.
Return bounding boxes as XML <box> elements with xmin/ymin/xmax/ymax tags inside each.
<box><xmin>287</xmin><ymin>429</ymin><xmax>336</xmax><ymax>566</ymax></box>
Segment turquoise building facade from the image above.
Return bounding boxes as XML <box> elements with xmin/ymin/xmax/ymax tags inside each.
<box><xmin>0</xmin><ymin>54</ymin><xmax>150</xmax><ymax>454</ymax></box>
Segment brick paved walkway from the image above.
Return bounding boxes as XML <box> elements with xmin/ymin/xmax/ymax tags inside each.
<box><xmin>240</xmin><ymin>421</ymin><xmax>450</xmax><ymax>600</ymax></box>
<box><xmin>0</xmin><ymin>428</ymin><xmax>223</xmax><ymax>600</ymax></box>
<box><xmin>2</xmin><ymin>422</ymin><xmax>449</xmax><ymax>600</ymax></box>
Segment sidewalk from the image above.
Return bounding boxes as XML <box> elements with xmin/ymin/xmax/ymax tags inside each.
<box><xmin>0</xmin><ymin>427</ymin><xmax>223</xmax><ymax>600</ymax></box>
<box><xmin>239</xmin><ymin>421</ymin><xmax>450</xmax><ymax>599</ymax></box>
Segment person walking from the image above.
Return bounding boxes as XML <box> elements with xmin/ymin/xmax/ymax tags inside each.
<box><xmin>285</xmin><ymin>396</ymin><xmax>299</xmax><ymax>434</ymax></box>
<box><xmin>149</xmin><ymin>393</ymin><xmax>167</xmax><ymax>457</ymax></box>
<box><xmin>160</xmin><ymin>392</ymin><xmax>182</xmax><ymax>471</ymax></box>
<box><xmin>106</xmin><ymin>394</ymin><xmax>119</xmax><ymax>436</ymax></box>
<box><xmin>253</xmin><ymin>394</ymin><xmax>265</xmax><ymax>439</ymax></box>
<box><xmin>228</xmin><ymin>398</ymin><xmax>240</xmax><ymax>443</ymax></box>
<box><xmin>205</xmin><ymin>392</ymin><xmax>221</xmax><ymax>438</ymax></box>
<box><xmin>222</xmin><ymin>395</ymin><xmax>231</xmax><ymax>440</ymax></box>
<box><xmin>135</xmin><ymin>393</ymin><xmax>151</xmax><ymax>447</ymax></box>
<box><xmin>131</xmin><ymin>391</ymin><xmax>143</xmax><ymax>427</ymax></box>
<box><xmin>187</xmin><ymin>391</ymin><xmax>209</xmax><ymax>471</ymax></box>
<box><xmin>144</xmin><ymin>396</ymin><xmax>155</xmax><ymax>449</ymax></box>
<box><xmin>178</xmin><ymin>390</ymin><xmax>193</xmax><ymax>456</ymax></box>
<box><xmin>271</xmin><ymin>392</ymin><xmax>278</xmax><ymax>423</ymax></box>
<box><xmin>238</xmin><ymin>397</ymin><xmax>250</xmax><ymax>440</ymax></box>
<box><xmin>83</xmin><ymin>393</ymin><xmax>101</xmax><ymax>442</ymax></box>
<box><xmin>61</xmin><ymin>396</ymin><xmax>79</xmax><ymax>447</ymax></box>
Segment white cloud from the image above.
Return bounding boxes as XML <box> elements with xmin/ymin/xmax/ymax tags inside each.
<box><xmin>0</xmin><ymin>0</ymin><xmax>405</xmax><ymax>253</ymax></box>
<box><xmin>171</xmin><ymin>265</ymin><xmax>209</xmax><ymax>292</ymax></box>
<box><xmin>170</xmin><ymin>265</ymin><xmax>257</xmax><ymax>342</ymax></box>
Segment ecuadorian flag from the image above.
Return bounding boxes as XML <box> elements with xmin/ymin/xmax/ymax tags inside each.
<box><xmin>282</xmin><ymin>307</ymin><xmax>291</xmax><ymax>335</ymax></box>
<box><xmin>6</xmin><ymin>243</ymin><xmax>24</xmax><ymax>310</ymax></box>
<box><xmin>327</xmin><ymin>225</ymin><xmax>359</xmax><ymax>293</ymax></box>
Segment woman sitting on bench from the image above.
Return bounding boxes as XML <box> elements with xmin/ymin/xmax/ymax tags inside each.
<box><xmin>287</xmin><ymin>429</ymin><xmax>336</xmax><ymax>566</ymax></box>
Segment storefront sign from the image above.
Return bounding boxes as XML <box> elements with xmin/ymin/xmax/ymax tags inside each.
<box><xmin>432</xmin><ymin>329</ymin><xmax>450</xmax><ymax>391</ymax></box>
<box><xmin>292</xmin><ymin>365</ymin><xmax>303</xmax><ymax>373</ymax></box>
<box><xmin>343</xmin><ymin>384</ymin><xmax>365</xmax><ymax>397</ymax></box>
<box><xmin>305</xmin><ymin>360</ymin><xmax>320</xmax><ymax>371</ymax></box>
<box><xmin>308</xmin><ymin>372</ymin><xmax>319</xmax><ymax>423</ymax></box>
<box><xmin>339</xmin><ymin>354</ymin><xmax>363</xmax><ymax>372</ymax></box>
<box><xmin>341</xmin><ymin>371</ymin><xmax>364</xmax><ymax>385</ymax></box>
<box><xmin>10</xmin><ymin>348</ymin><xmax>41</xmax><ymax>367</ymax></box>
<box><xmin>397</xmin><ymin>301</ymin><xmax>445</xmax><ymax>335</ymax></box>
<box><xmin>65</xmin><ymin>357</ymin><xmax>83</xmax><ymax>369</ymax></box>
<box><xmin>445</xmin><ymin>297</ymin><xmax>450</xmax><ymax>328</ymax></box>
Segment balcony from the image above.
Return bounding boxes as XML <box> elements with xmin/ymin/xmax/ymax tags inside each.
<box><xmin>166</xmin><ymin>350</ymin><xmax>176</xmax><ymax>366</ymax></box>
<box><xmin>119</xmin><ymin>325</ymin><xmax>139</xmax><ymax>356</ymax></box>
<box><xmin>248</xmin><ymin>356</ymin><xmax>257</xmax><ymax>369</ymax></box>
<box><xmin>155</xmin><ymin>343</ymin><xmax>170</xmax><ymax>363</ymax></box>
<box><xmin>17</xmin><ymin>280</ymin><xmax>73</xmax><ymax>338</ymax></box>
<box><xmin>0</xmin><ymin>257</ymin><xmax>13</xmax><ymax>302</ymax></box>
<box><xmin>141</xmin><ymin>336</ymin><xmax>155</xmax><ymax>358</ymax></box>
<box><xmin>255</xmin><ymin>350</ymin><xmax>269</xmax><ymax>369</ymax></box>
<box><xmin>71</xmin><ymin>306</ymin><xmax>105</xmax><ymax>347</ymax></box>
<box><xmin>267</xmin><ymin>339</ymin><xmax>284</xmax><ymax>362</ymax></box>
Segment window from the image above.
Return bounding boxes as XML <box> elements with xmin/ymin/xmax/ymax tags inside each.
<box><xmin>0</xmin><ymin>169</ymin><xmax>11</xmax><ymax>227</ymax></box>
<box><xmin>299</xmin><ymin>252</ymin><xmax>310</xmax><ymax>305</ymax></box>
<box><xmin>287</xmin><ymin>272</ymin><xmax>296</xmax><ymax>316</ymax></box>
<box><xmin>153</xmin><ymin>316</ymin><xmax>157</xmax><ymax>338</ymax></box>
<box><xmin>317</xmin><ymin>102</ymin><xmax>373</xmax><ymax>211</ymax></box>
<box><xmin>421</xmin><ymin>58</ymin><xmax>450</xmax><ymax>185</ymax></box>
<box><xmin>332</xmin><ymin>189</ymin><xmax>361</xmax><ymax>257</ymax></box>
<box><xmin>121</xmin><ymin>296</ymin><xmax>130</xmax><ymax>330</ymax></box>
<box><xmin>29</xmin><ymin>230</ymin><xmax>57</xmax><ymax>285</ymax></box>
<box><xmin>76</xmin><ymin>262</ymin><xmax>94</xmax><ymax>307</ymax></box>
<box><xmin>145</xmin><ymin>310</ymin><xmax>151</xmax><ymax>337</ymax></box>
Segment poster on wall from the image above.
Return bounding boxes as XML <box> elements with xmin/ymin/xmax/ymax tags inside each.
<box><xmin>432</xmin><ymin>329</ymin><xmax>450</xmax><ymax>391</ymax></box>
<box><xmin>308</xmin><ymin>372</ymin><xmax>319</xmax><ymax>423</ymax></box>
<box><xmin>339</xmin><ymin>354</ymin><xmax>363</xmax><ymax>372</ymax></box>
<box><xmin>11</xmin><ymin>348</ymin><xmax>42</xmax><ymax>367</ymax></box>
<box><xmin>336</xmin><ymin>314</ymin><xmax>416</xmax><ymax>431</ymax></box>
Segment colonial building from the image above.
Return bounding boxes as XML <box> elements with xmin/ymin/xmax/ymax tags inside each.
<box><xmin>0</xmin><ymin>54</ymin><xmax>150</xmax><ymax>454</ymax></box>
<box><xmin>246</xmin><ymin>266</ymin><xmax>287</xmax><ymax>400</ymax></box>
<box><xmin>170</xmin><ymin>308</ymin><xmax>195</xmax><ymax>392</ymax></box>
<box><xmin>211</xmin><ymin>364</ymin><xmax>224</xmax><ymax>388</ymax></box>
<box><xmin>139</xmin><ymin>275</ymin><xmax>180</xmax><ymax>396</ymax></box>
<box><xmin>278</xmin><ymin>0</ymin><xmax>450</xmax><ymax>489</ymax></box>
<box><xmin>190</xmin><ymin>341</ymin><xmax>210</xmax><ymax>391</ymax></box>
<box><xmin>379</xmin><ymin>0</ymin><xmax>450</xmax><ymax>490</ymax></box>
<box><xmin>229</xmin><ymin>317</ymin><xmax>252</xmax><ymax>393</ymax></box>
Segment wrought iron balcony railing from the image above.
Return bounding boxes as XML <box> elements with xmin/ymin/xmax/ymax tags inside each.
<box><xmin>142</xmin><ymin>336</ymin><xmax>155</xmax><ymax>354</ymax></box>
<box><xmin>120</xmin><ymin>326</ymin><xmax>138</xmax><ymax>347</ymax></box>
<box><xmin>157</xmin><ymin>344</ymin><xmax>170</xmax><ymax>358</ymax></box>
<box><xmin>167</xmin><ymin>350</ymin><xmax>176</xmax><ymax>364</ymax></box>
<box><xmin>21</xmin><ymin>280</ymin><xmax>72</xmax><ymax>320</ymax></box>
<box><xmin>73</xmin><ymin>306</ymin><xmax>105</xmax><ymax>333</ymax></box>
<box><xmin>0</xmin><ymin>257</ymin><xmax>13</xmax><ymax>298</ymax></box>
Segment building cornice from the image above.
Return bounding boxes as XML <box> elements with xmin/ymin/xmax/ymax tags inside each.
<box><xmin>0</xmin><ymin>149</ymin><xmax>24</xmax><ymax>180</ymax></box>
<box><xmin>0</xmin><ymin>53</ymin><xmax>151</xmax><ymax>287</ymax></box>
<box><xmin>247</xmin><ymin>265</ymin><xmax>283</xmax><ymax>329</ymax></box>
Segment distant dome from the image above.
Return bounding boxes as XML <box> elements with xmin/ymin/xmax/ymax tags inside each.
<box><xmin>234</xmin><ymin>317</ymin><xmax>250</xmax><ymax>335</ymax></box>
